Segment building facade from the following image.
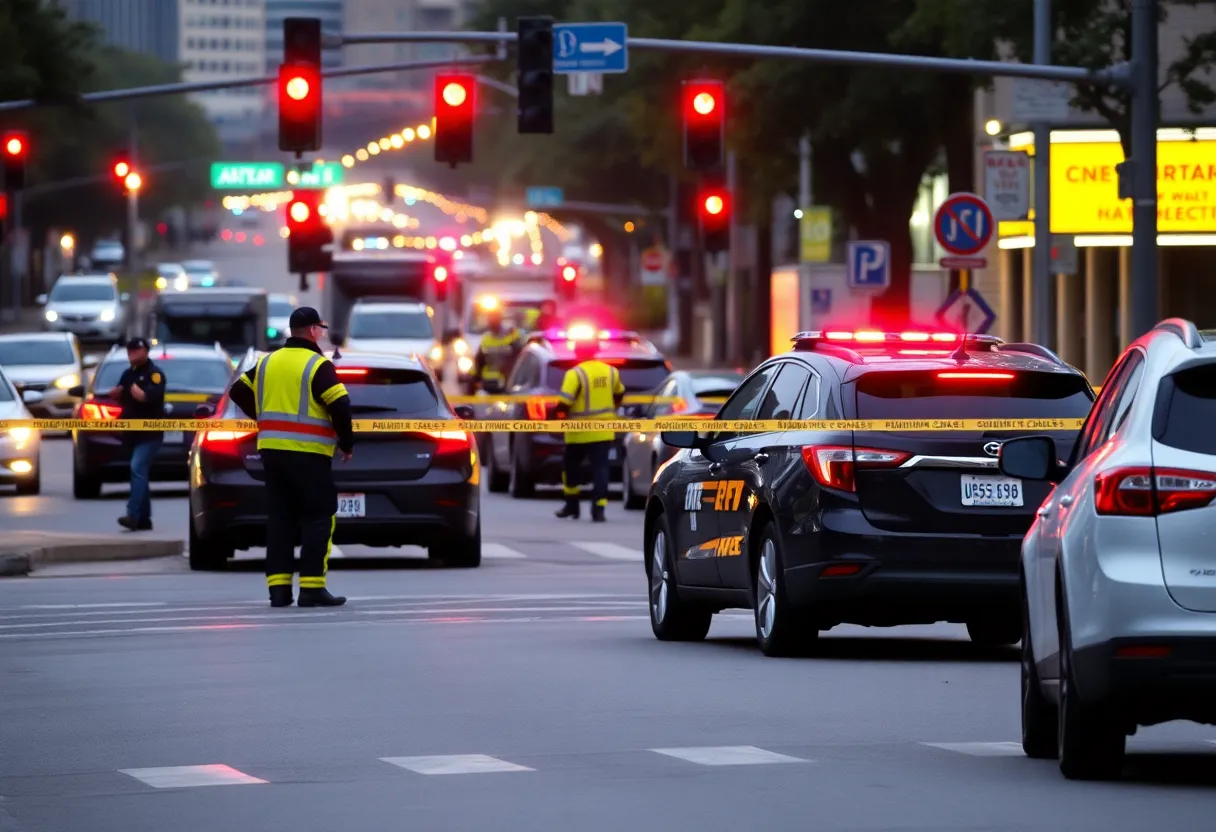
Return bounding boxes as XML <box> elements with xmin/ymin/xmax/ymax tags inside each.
<box><xmin>59</xmin><ymin>0</ymin><xmax>181</xmax><ymax>64</ymax></box>
<box><xmin>342</xmin><ymin>0</ymin><xmax>468</xmax><ymax>89</ymax></box>
<box><xmin>178</xmin><ymin>0</ymin><xmax>268</xmax><ymax>138</ymax></box>
<box><xmin>265</xmin><ymin>0</ymin><xmax>343</xmax><ymax>71</ymax></box>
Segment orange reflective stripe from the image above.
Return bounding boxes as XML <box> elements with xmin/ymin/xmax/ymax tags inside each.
<box><xmin>257</xmin><ymin>419</ymin><xmax>337</xmax><ymax>438</ymax></box>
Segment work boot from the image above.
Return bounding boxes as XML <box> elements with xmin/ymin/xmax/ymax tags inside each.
<box><xmin>591</xmin><ymin>505</ymin><xmax>606</xmax><ymax>523</ymax></box>
<box><xmin>137</xmin><ymin>520</ymin><xmax>153</xmax><ymax>531</ymax></box>
<box><xmin>555</xmin><ymin>499</ymin><xmax>580</xmax><ymax>519</ymax></box>
<box><xmin>269</xmin><ymin>586</ymin><xmax>293</xmax><ymax>608</ymax></box>
<box><xmin>117</xmin><ymin>515</ymin><xmax>137</xmax><ymax>531</ymax></box>
<box><xmin>298</xmin><ymin>588</ymin><xmax>346</xmax><ymax>607</ymax></box>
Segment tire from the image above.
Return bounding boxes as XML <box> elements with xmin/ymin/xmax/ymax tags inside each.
<box><xmin>1020</xmin><ymin>585</ymin><xmax>1057</xmax><ymax>759</ymax></box>
<box><xmin>188</xmin><ymin>518</ymin><xmax>233</xmax><ymax>571</ymax></box>
<box><xmin>966</xmin><ymin>618</ymin><xmax>1022</xmax><ymax>647</ymax></box>
<box><xmin>622</xmin><ymin>458</ymin><xmax>646</xmax><ymax>510</ymax></box>
<box><xmin>754</xmin><ymin>521</ymin><xmax>818</xmax><ymax>657</ymax></box>
<box><xmin>1057</xmin><ymin>586</ymin><xmax>1126</xmax><ymax>780</ymax></box>
<box><xmin>72</xmin><ymin>465</ymin><xmax>101</xmax><ymax>499</ymax></box>
<box><xmin>648</xmin><ymin>511</ymin><xmax>712</xmax><ymax>641</ymax></box>
<box><xmin>509</xmin><ymin>441</ymin><xmax>536</xmax><ymax>499</ymax></box>
<box><xmin>486</xmin><ymin>438</ymin><xmax>509</xmax><ymax>493</ymax></box>
<box><xmin>15</xmin><ymin>466</ymin><xmax>41</xmax><ymax>496</ymax></box>
<box><xmin>435</xmin><ymin>522</ymin><xmax>481</xmax><ymax>568</ymax></box>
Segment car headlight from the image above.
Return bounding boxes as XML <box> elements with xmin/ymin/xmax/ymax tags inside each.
<box><xmin>8</xmin><ymin>427</ymin><xmax>32</xmax><ymax>444</ymax></box>
<box><xmin>54</xmin><ymin>373</ymin><xmax>79</xmax><ymax>390</ymax></box>
<box><xmin>429</xmin><ymin>345</ymin><xmax>444</xmax><ymax>363</ymax></box>
<box><xmin>99</xmin><ymin>308</ymin><xmax>115</xmax><ymax>322</ymax></box>
<box><xmin>45</xmin><ymin>310</ymin><xmax>58</xmax><ymax>322</ymax></box>
<box><xmin>175</xmin><ymin>276</ymin><xmax>189</xmax><ymax>291</ymax></box>
<box><xmin>453</xmin><ymin>338</ymin><xmax>469</xmax><ymax>356</ymax></box>
<box><xmin>156</xmin><ymin>276</ymin><xmax>168</xmax><ymax>290</ymax></box>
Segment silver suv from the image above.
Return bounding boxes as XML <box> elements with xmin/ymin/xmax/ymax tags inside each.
<box><xmin>1000</xmin><ymin>318</ymin><xmax>1216</xmax><ymax>781</ymax></box>
<box><xmin>39</xmin><ymin>274</ymin><xmax>128</xmax><ymax>343</ymax></box>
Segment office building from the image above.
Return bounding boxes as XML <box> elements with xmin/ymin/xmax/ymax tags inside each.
<box><xmin>179</xmin><ymin>0</ymin><xmax>268</xmax><ymax>135</ymax></box>
<box><xmin>265</xmin><ymin>0</ymin><xmax>344</xmax><ymax>71</ymax></box>
<box><xmin>58</xmin><ymin>0</ymin><xmax>181</xmax><ymax>64</ymax></box>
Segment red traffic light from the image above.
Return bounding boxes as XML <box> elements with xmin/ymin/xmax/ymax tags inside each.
<box><xmin>701</xmin><ymin>190</ymin><xmax>729</xmax><ymax>217</ymax></box>
<box><xmin>3</xmin><ymin>135</ymin><xmax>25</xmax><ymax>157</ymax></box>
<box><xmin>434</xmin><ymin>73</ymin><xmax>475</xmax><ymax>166</ymax></box>
<box><xmin>289</xmin><ymin>200</ymin><xmax>311</xmax><ymax>224</ymax></box>
<box><xmin>684</xmin><ymin>81</ymin><xmax>723</xmax><ymax>121</ymax></box>
<box><xmin>278</xmin><ymin>64</ymin><xmax>322</xmax><ymax>153</ymax></box>
<box><xmin>442</xmin><ymin>81</ymin><xmax>468</xmax><ymax>108</ymax></box>
<box><xmin>285</xmin><ymin>75</ymin><xmax>310</xmax><ymax>101</ymax></box>
<box><xmin>433</xmin><ymin>265</ymin><xmax>449</xmax><ymax>282</ymax></box>
<box><xmin>113</xmin><ymin>160</ymin><xmax>130</xmax><ymax>178</ymax></box>
<box><xmin>561</xmin><ymin>265</ymin><xmax>577</xmax><ymax>281</ymax></box>
<box><xmin>691</xmin><ymin>91</ymin><xmax>717</xmax><ymax>116</ymax></box>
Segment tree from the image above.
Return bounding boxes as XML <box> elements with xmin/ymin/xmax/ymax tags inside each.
<box><xmin>0</xmin><ymin>0</ymin><xmax>97</xmax><ymax>105</ymax></box>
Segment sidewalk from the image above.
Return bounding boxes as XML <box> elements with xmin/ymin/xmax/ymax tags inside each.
<box><xmin>0</xmin><ymin>306</ymin><xmax>45</xmax><ymax>335</ymax></box>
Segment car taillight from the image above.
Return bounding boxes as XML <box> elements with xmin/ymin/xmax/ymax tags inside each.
<box><xmin>425</xmin><ymin>430</ymin><xmax>470</xmax><ymax>456</ymax></box>
<box><xmin>937</xmin><ymin>371</ymin><xmax>1015</xmax><ymax>381</ymax></box>
<box><xmin>80</xmin><ymin>402</ymin><xmax>122</xmax><ymax>420</ymax></box>
<box><xmin>200</xmin><ymin>430</ymin><xmax>254</xmax><ymax>453</ymax></box>
<box><xmin>801</xmin><ymin>445</ymin><xmax>911</xmax><ymax>492</ymax></box>
<box><xmin>1094</xmin><ymin>466</ymin><xmax>1216</xmax><ymax>516</ymax></box>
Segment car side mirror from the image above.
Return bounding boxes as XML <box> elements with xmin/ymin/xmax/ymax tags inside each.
<box><xmin>35</xmin><ymin>294</ymin><xmax>47</xmax><ymax>305</ymax></box>
<box><xmin>999</xmin><ymin>436</ymin><xmax>1062</xmax><ymax>482</ymax></box>
<box><xmin>21</xmin><ymin>389</ymin><xmax>44</xmax><ymax>405</ymax></box>
<box><xmin>660</xmin><ymin>430</ymin><xmax>708</xmax><ymax>449</ymax></box>
<box><xmin>454</xmin><ymin>404</ymin><xmax>475</xmax><ymax>419</ymax></box>
<box><xmin>82</xmin><ymin>355</ymin><xmax>99</xmax><ymax>369</ymax></box>
<box><xmin>194</xmin><ymin>403</ymin><xmax>216</xmax><ymax>418</ymax></box>
<box><xmin>67</xmin><ymin>384</ymin><xmax>85</xmax><ymax>399</ymax></box>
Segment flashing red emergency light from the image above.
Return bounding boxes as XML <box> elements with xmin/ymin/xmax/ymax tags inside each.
<box><xmin>808</xmin><ymin>330</ymin><xmax>966</xmax><ymax>344</ymax></box>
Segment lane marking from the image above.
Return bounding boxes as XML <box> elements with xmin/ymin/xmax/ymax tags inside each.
<box><xmin>358</xmin><ymin>604</ymin><xmax>646</xmax><ymax>616</ymax></box>
<box><xmin>650</xmin><ymin>746</ymin><xmax>807</xmax><ymax>766</ymax></box>
<box><xmin>381</xmin><ymin>754</ymin><xmax>533</xmax><ymax>775</ymax></box>
<box><xmin>482</xmin><ymin>543</ymin><xmax>527</xmax><ymax>559</ymax></box>
<box><xmin>921</xmin><ymin>742</ymin><xmax>1024</xmax><ymax>756</ymax></box>
<box><xmin>328</xmin><ymin>545</ymin><xmax>345</xmax><ymax>559</ymax></box>
<box><xmin>20</xmin><ymin>602</ymin><xmax>167</xmax><ymax>610</ymax></box>
<box><xmin>120</xmin><ymin>764</ymin><xmax>267</xmax><ymax>788</ymax></box>
<box><xmin>570</xmin><ymin>542</ymin><xmax>643</xmax><ymax>561</ymax></box>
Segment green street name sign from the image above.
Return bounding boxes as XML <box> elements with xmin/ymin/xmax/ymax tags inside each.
<box><xmin>210</xmin><ymin>162</ymin><xmax>285</xmax><ymax>190</ymax></box>
<box><xmin>286</xmin><ymin>162</ymin><xmax>344</xmax><ymax>188</ymax></box>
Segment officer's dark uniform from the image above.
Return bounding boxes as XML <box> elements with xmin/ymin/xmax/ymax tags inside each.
<box><xmin>554</xmin><ymin>342</ymin><xmax>625</xmax><ymax>522</ymax></box>
<box><xmin>229</xmin><ymin>307</ymin><xmax>354</xmax><ymax>608</ymax></box>
<box><xmin>116</xmin><ymin>338</ymin><xmax>166</xmax><ymax>531</ymax></box>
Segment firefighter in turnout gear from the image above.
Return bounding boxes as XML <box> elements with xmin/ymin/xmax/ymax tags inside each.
<box><xmin>553</xmin><ymin>336</ymin><xmax>625</xmax><ymax>522</ymax></box>
<box><xmin>471</xmin><ymin>307</ymin><xmax>522</xmax><ymax>393</ymax></box>
<box><xmin>229</xmin><ymin>307</ymin><xmax>355</xmax><ymax>608</ymax></box>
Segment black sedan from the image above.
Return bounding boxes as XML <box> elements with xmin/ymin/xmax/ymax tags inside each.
<box><xmin>187</xmin><ymin>351</ymin><xmax>481</xmax><ymax>571</ymax></box>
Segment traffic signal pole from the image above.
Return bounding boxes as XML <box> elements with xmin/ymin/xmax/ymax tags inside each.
<box><xmin>1031</xmin><ymin>0</ymin><xmax>1053</xmax><ymax>349</ymax></box>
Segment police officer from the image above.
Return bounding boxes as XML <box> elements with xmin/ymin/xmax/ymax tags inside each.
<box><xmin>228</xmin><ymin>307</ymin><xmax>355</xmax><ymax>608</ymax></box>
<box><xmin>471</xmin><ymin>307</ymin><xmax>521</xmax><ymax>394</ymax></box>
<box><xmin>554</xmin><ymin>336</ymin><xmax>624</xmax><ymax>522</ymax></box>
<box><xmin>108</xmin><ymin>337</ymin><xmax>166</xmax><ymax>531</ymax></box>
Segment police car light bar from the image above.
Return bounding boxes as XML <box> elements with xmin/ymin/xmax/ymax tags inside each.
<box><xmin>543</xmin><ymin>326</ymin><xmax>641</xmax><ymax>342</ymax></box>
<box><xmin>792</xmin><ymin>330</ymin><xmax>1002</xmax><ymax>346</ymax></box>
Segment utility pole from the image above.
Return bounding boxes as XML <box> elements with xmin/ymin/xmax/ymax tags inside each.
<box><xmin>1032</xmin><ymin>0</ymin><xmax>1053</xmax><ymax>349</ymax></box>
<box><xmin>799</xmin><ymin>133</ymin><xmax>812</xmax><ymax>327</ymax></box>
<box><xmin>125</xmin><ymin>111</ymin><xmax>139</xmax><ymax>276</ymax></box>
<box><xmin>1130</xmin><ymin>0</ymin><xmax>1159</xmax><ymax>340</ymax></box>
<box><xmin>725</xmin><ymin>149</ymin><xmax>738</xmax><ymax>362</ymax></box>
<box><xmin>665</xmin><ymin>173</ymin><xmax>680</xmax><ymax>350</ymax></box>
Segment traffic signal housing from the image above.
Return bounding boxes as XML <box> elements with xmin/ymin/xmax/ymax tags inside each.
<box><xmin>698</xmin><ymin>182</ymin><xmax>730</xmax><ymax>254</ymax></box>
<box><xmin>2</xmin><ymin>131</ymin><xmax>29</xmax><ymax>192</ymax></box>
<box><xmin>556</xmin><ymin>261</ymin><xmax>579</xmax><ymax>301</ymax></box>
<box><xmin>682</xmin><ymin>80</ymin><xmax>724</xmax><ymax>171</ymax></box>
<box><xmin>278</xmin><ymin>18</ymin><xmax>323</xmax><ymax>153</ymax></box>
<box><xmin>434</xmin><ymin>73</ymin><xmax>474</xmax><ymax>166</ymax></box>
<box><xmin>285</xmin><ymin>189</ymin><xmax>333</xmax><ymax>274</ymax></box>
<box><xmin>517</xmin><ymin>17</ymin><xmax>554</xmax><ymax>134</ymax></box>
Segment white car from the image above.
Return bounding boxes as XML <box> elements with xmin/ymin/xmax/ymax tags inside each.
<box><xmin>181</xmin><ymin>260</ymin><xmax>218</xmax><ymax>288</ymax></box>
<box><xmin>0</xmin><ymin>366</ymin><xmax>42</xmax><ymax>495</ymax></box>
<box><xmin>0</xmin><ymin>332</ymin><xmax>86</xmax><ymax>420</ymax></box>
<box><xmin>38</xmin><ymin>274</ymin><xmax>128</xmax><ymax>343</ymax></box>
<box><xmin>1002</xmin><ymin>318</ymin><xmax>1216</xmax><ymax>781</ymax></box>
<box><xmin>88</xmin><ymin>240</ymin><xmax>124</xmax><ymax>269</ymax></box>
<box><xmin>267</xmin><ymin>293</ymin><xmax>295</xmax><ymax>347</ymax></box>
<box><xmin>155</xmin><ymin>262</ymin><xmax>189</xmax><ymax>292</ymax></box>
<box><xmin>344</xmin><ymin>301</ymin><xmax>442</xmax><ymax>370</ymax></box>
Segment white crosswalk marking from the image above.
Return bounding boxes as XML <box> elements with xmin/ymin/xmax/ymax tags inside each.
<box><xmin>381</xmin><ymin>754</ymin><xmax>533</xmax><ymax>775</ymax></box>
<box><xmin>482</xmin><ymin>543</ymin><xmax>527</xmax><ymax>559</ymax></box>
<box><xmin>328</xmin><ymin>545</ymin><xmax>345</xmax><ymax>559</ymax></box>
<box><xmin>120</xmin><ymin>764</ymin><xmax>267</xmax><ymax>788</ymax></box>
<box><xmin>649</xmin><ymin>746</ymin><xmax>807</xmax><ymax>766</ymax></box>
<box><xmin>570</xmin><ymin>541</ymin><xmax>643</xmax><ymax>561</ymax></box>
<box><xmin>921</xmin><ymin>742</ymin><xmax>1024</xmax><ymax>756</ymax></box>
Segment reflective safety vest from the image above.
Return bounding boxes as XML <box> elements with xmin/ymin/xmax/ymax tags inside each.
<box><xmin>254</xmin><ymin>347</ymin><xmax>347</xmax><ymax>457</ymax></box>
<box><xmin>477</xmin><ymin>328</ymin><xmax>521</xmax><ymax>383</ymax></box>
<box><xmin>558</xmin><ymin>359</ymin><xmax>624</xmax><ymax>444</ymax></box>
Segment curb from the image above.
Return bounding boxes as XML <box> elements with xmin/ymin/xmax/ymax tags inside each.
<box><xmin>0</xmin><ymin>538</ymin><xmax>184</xmax><ymax>577</ymax></box>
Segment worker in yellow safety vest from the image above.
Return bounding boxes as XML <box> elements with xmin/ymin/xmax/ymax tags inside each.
<box><xmin>553</xmin><ymin>336</ymin><xmax>625</xmax><ymax>522</ymax></box>
<box><xmin>472</xmin><ymin>306</ymin><xmax>522</xmax><ymax>393</ymax></box>
<box><xmin>229</xmin><ymin>306</ymin><xmax>355</xmax><ymax>609</ymax></box>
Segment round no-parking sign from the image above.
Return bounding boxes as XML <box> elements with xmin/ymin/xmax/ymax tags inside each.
<box><xmin>934</xmin><ymin>193</ymin><xmax>994</xmax><ymax>257</ymax></box>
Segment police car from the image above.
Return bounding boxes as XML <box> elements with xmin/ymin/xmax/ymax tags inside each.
<box><xmin>481</xmin><ymin>325</ymin><xmax>671</xmax><ymax>498</ymax></box>
<box><xmin>643</xmin><ymin>329</ymin><xmax>1095</xmax><ymax>656</ymax></box>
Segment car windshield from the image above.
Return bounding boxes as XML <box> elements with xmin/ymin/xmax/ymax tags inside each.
<box><xmin>95</xmin><ymin>357</ymin><xmax>233</xmax><ymax>393</ymax></box>
<box><xmin>50</xmin><ymin>282</ymin><xmax>115</xmax><ymax>302</ymax></box>
<box><xmin>855</xmin><ymin>370</ymin><xmax>1095</xmax><ymax>419</ymax></box>
<box><xmin>0</xmin><ymin>339</ymin><xmax>76</xmax><ymax>366</ymax></box>
<box><xmin>157</xmin><ymin>265</ymin><xmax>183</xmax><ymax>276</ymax></box>
<box><xmin>269</xmin><ymin>299</ymin><xmax>294</xmax><ymax>318</ymax></box>
<box><xmin>184</xmin><ymin>263</ymin><xmax>214</xmax><ymax>274</ymax></box>
<box><xmin>156</xmin><ymin>316</ymin><xmax>256</xmax><ymax>355</ymax></box>
<box><xmin>348</xmin><ymin>310</ymin><xmax>434</xmax><ymax>340</ymax></box>
<box><xmin>467</xmin><ymin>301</ymin><xmax>545</xmax><ymax>334</ymax></box>
<box><xmin>338</xmin><ymin>367</ymin><xmax>440</xmax><ymax>416</ymax></box>
<box><xmin>0</xmin><ymin>378</ymin><xmax>12</xmax><ymax>402</ymax></box>
<box><xmin>691</xmin><ymin>375</ymin><xmax>744</xmax><ymax>398</ymax></box>
<box><xmin>545</xmin><ymin>358</ymin><xmax>671</xmax><ymax>391</ymax></box>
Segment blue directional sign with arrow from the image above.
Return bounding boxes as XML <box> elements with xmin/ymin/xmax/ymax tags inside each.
<box><xmin>935</xmin><ymin>287</ymin><xmax>996</xmax><ymax>334</ymax></box>
<box><xmin>554</xmin><ymin>23</ymin><xmax>629</xmax><ymax>74</ymax></box>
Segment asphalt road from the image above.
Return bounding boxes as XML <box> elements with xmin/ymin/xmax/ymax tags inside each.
<box><xmin>3</xmin><ymin>233</ymin><xmax>1216</xmax><ymax>831</ymax></box>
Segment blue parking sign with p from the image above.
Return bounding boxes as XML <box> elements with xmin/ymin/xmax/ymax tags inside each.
<box><xmin>846</xmin><ymin>241</ymin><xmax>890</xmax><ymax>290</ymax></box>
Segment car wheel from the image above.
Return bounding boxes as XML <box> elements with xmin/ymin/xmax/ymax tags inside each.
<box><xmin>966</xmin><ymin>618</ymin><xmax>1021</xmax><ymax>647</ymax></box>
<box><xmin>509</xmin><ymin>441</ymin><xmax>535</xmax><ymax>499</ymax></box>
<box><xmin>434</xmin><ymin>522</ymin><xmax>481</xmax><ymax>568</ymax></box>
<box><xmin>648</xmin><ymin>512</ymin><xmax>712</xmax><ymax>641</ymax></box>
<box><xmin>188</xmin><ymin>517</ymin><xmax>233</xmax><ymax>571</ymax></box>
<box><xmin>1020</xmin><ymin>585</ymin><xmax>1057</xmax><ymax>759</ymax></box>
<box><xmin>72</xmin><ymin>465</ymin><xmax>101</xmax><ymax>499</ymax></box>
<box><xmin>622</xmin><ymin>459</ymin><xmax>646</xmax><ymax>510</ymax></box>
<box><xmin>754</xmin><ymin>521</ymin><xmax>817</xmax><ymax>657</ymax></box>
<box><xmin>1057</xmin><ymin>587</ymin><xmax>1126</xmax><ymax>780</ymax></box>
<box><xmin>15</xmin><ymin>464</ymin><xmax>40</xmax><ymax>496</ymax></box>
<box><xmin>486</xmin><ymin>438</ymin><xmax>509</xmax><ymax>493</ymax></box>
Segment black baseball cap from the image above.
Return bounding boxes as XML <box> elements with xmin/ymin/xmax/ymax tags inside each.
<box><xmin>289</xmin><ymin>306</ymin><xmax>328</xmax><ymax>329</ymax></box>
<box><xmin>125</xmin><ymin>337</ymin><xmax>150</xmax><ymax>350</ymax></box>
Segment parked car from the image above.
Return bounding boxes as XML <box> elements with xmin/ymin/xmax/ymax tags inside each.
<box><xmin>0</xmin><ymin>331</ymin><xmax>87</xmax><ymax>420</ymax></box>
<box><xmin>0</xmin><ymin>365</ymin><xmax>42</xmax><ymax>495</ymax></box>
<box><xmin>38</xmin><ymin>274</ymin><xmax>129</xmax><ymax>344</ymax></box>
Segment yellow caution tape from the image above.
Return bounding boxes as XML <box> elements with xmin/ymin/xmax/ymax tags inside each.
<box><xmin>446</xmin><ymin>394</ymin><xmax>680</xmax><ymax>405</ymax></box>
<box><xmin>0</xmin><ymin>418</ymin><xmax>1087</xmax><ymax>433</ymax></box>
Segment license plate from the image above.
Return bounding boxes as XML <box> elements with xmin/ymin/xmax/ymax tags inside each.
<box><xmin>337</xmin><ymin>493</ymin><xmax>366</xmax><ymax>518</ymax></box>
<box><xmin>164</xmin><ymin>431</ymin><xmax>184</xmax><ymax>444</ymax></box>
<box><xmin>961</xmin><ymin>475</ymin><xmax>1023</xmax><ymax>507</ymax></box>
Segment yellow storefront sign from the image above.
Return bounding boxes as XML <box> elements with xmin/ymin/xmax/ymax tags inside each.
<box><xmin>800</xmin><ymin>207</ymin><xmax>832</xmax><ymax>262</ymax></box>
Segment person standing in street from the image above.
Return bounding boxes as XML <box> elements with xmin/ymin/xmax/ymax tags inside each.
<box><xmin>553</xmin><ymin>335</ymin><xmax>624</xmax><ymax>522</ymax></box>
<box><xmin>228</xmin><ymin>307</ymin><xmax>354</xmax><ymax>608</ymax></box>
<box><xmin>471</xmin><ymin>306</ymin><xmax>522</xmax><ymax>394</ymax></box>
<box><xmin>109</xmin><ymin>338</ymin><xmax>166</xmax><ymax>532</ymax></box>
<box><xmin>532</xmin><ymin>298</ymin><xmax>561</xmax><ymax>332</ymax></box>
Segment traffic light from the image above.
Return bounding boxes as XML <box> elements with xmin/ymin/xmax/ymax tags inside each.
<box><xmin>285</xmin><ymin>189</ymin><xmax>333</xmax><ymax>274</ymax></box>
<box><xmin>517</xmin><ymin>16</ymin><xmax>554</xmax><ymax>134</ymax></box>
<box><xmin>556</xmin><ymin>262</ymin><xmax>578</xmax><ymax>301</ymax></box>
<box><xmin>434</xmin><ymin>73</ymin><xmax>474</xmax><ymax>166</ymax></box>
<box><xmin>682</xmin><ymin>80</ymin><xmax>724</xmax><ymax>171</ymax></box>
<box><xmin>2</xmin><ymin>131</ymin><xmax>29</xmax><ymax>192</ymax></box>
<box><xmin>278</xmin><ymin>18</ymin><xmax>322</xmax><ymax>153</ymax></box>
<box><xmin>431</xmin><ymin>260</ymin><xmax>450</xmax><ymax>302</ymax></box>
<box><xmin>112</xmin><ymin>156</ymin><xmax>130</xmax><ymax>180</ymax></box>
<box><xmin>698</xmin><ymin>182</ymin><xmax>730</xmax><ymax>254</ymax></box>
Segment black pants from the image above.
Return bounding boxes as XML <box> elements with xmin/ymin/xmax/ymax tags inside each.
<box><xmin>561</xmin><ymin>441</ymin><xmax>610</xmax><ymax>507</ymax></box>
<box><xmin>262</xmin><ymin>449</ymin><xmax>337</xmax><ymax>591</ymax></box>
